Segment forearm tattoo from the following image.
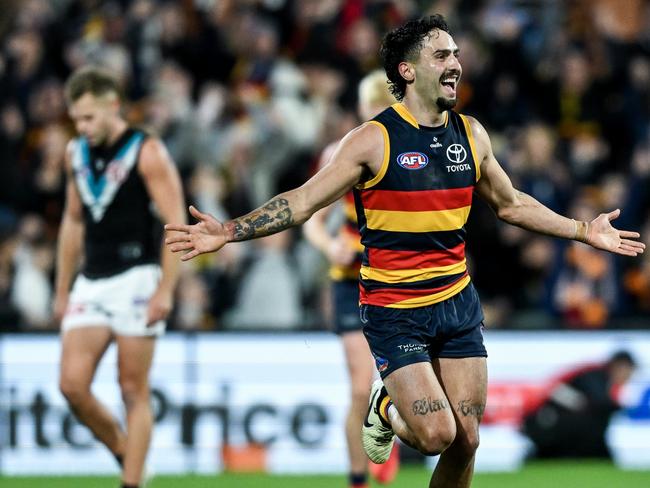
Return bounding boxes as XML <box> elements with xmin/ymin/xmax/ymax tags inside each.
<box><xmin>412</xmin><ymin>397</ymin><xmax>449</xmax><ymax>416</ymax></box>
<box><xmin>457</xmin><ymin>400</ymin><xmax>485</xmax><ymax>420</ymax></box>
<box><xmin>228</xmin><ymin>198</ymin><xmax>294</xmax><ymax>241</ymax></box>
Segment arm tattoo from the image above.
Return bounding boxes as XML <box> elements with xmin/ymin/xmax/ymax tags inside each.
<box><xmin>228</xmin><ymin>198</ymin><xmax>294</xmax><ymax>242</ymax></box>
<box><xmin>457</xmin><ymin>400</ymin><xmax>485</xmax><ymax>420</ymax></box>
<box><xmin>412</xmin><ymin>397</ymin><xmax>449</xmax><ymax>416</ymax></box>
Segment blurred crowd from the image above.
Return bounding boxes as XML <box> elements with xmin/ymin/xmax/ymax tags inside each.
<box><xmin>0</xmin><ymin>0</ymin><xmax>648</xmax><ymax>332</ymax></box>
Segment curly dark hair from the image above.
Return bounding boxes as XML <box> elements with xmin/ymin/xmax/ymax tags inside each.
<box><xmin>380</xmin><ymin>15</ymin><xmax>450</xmax><ymax>101</ymax></box>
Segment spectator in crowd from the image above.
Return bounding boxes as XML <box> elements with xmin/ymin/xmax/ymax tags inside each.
<box><xmin>0</xmin><ymin>0</ymin><xmax>647</xmax><ymax>331</ymax></box>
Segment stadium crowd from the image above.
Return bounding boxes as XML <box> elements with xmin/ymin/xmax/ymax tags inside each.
<box><xmin>0</xmin><ymin>0</ymin><xmax>648</xmax><ymax>332</ymax></box>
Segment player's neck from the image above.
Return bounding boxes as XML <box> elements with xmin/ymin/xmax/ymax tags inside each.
<box><xmin>106</xmin><ymin>118</ymin><xmax>129</xmax><ymax>146</ymax></box>
<box><xmin>400</xmin><ymin>97</ymin><xmax>446</xmax><ymax>127</ymax></box>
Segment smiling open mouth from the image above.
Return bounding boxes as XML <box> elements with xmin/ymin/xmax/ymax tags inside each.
<box><xmin>440</xmin><ymin>73</ymin><xmax>459</xmax><ymax>96</ymax></box>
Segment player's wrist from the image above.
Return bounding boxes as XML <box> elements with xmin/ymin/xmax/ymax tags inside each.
<box><xmin>223</xmin><ymin>221</ymin><xmax>237</xmax><ymax>243</ymax></box>
<box><xmin>572</xmin><ymin>219</ymin><xmax>590</xmax><ymax>243</ymax></box>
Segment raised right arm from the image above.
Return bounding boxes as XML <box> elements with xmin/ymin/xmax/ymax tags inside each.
<box><xmin>53</xmin><ymin>141</ymin><xmax>85</xmax><ymax>322</ymax></box>
<box><xmin>165</xmin><ymin>122</ymin><xmax>385</xmax><ymax>261</ymax></box>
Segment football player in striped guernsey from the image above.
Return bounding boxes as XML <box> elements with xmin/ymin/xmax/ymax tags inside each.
<box><xmin>165</xmin><ymin>15</ymin><xmax>645</xmax><ymax>488</ymax></box>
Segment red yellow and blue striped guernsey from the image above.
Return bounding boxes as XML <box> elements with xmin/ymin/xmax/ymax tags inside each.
<box><xmin>353</xmin><ymin>103</ymin><xmax>481</xmax><ymax>308</ymax></box>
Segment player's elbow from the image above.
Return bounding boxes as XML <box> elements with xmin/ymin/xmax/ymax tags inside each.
<box><xmin>496</xmin><ymin>204</ymin><xmax>517</xmax><ymax>223</ymax></box>
<box><xmin>496</xmin><ymin>200</ymin><xmax>523</xmax><ymax>225</ymax></box>
<box><xmin>495</xmin><ymin>191</ymin><xmax>525</xmax><ymax>224</ymax></box>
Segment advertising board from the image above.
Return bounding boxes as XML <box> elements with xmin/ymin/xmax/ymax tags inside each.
<box><xmin>1</xmin><ymin>331</ymin><xmax>649</xmax><ymax>474</ymax></box>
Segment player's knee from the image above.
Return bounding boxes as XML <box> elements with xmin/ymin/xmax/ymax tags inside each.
<box><xmin>59</xmin><ymin>377</ymin><xmax>89</xmax><ymax>405</ymax></box>
<box><xmin>416</xmin><ymin>421</ymin><xmax>456</xmax><ymax>456</ymax></box>
<box><xmin>118</xmin><ymin>378</ymin><xmax>149</xmax><ymax>408</ymax></box>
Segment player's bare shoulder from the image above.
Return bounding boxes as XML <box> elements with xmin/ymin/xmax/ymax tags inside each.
<box><xmin>63</xmin><ymin>139</ymin><xmax>78</xmax><ymax>173</ymax></box>
<box><xmin>333</xmin><ymin>121</ymin><xmax>386</xmax><ymax>182</ymax></box>
<box><xmin>463</xmin><ymin>115</ymin><xmax>491</xmax><ymax>161</ymax></box>
<box><xmin>138</xmin><ymin>135</ymin><xmax>174</xmax><ymax>177</ymax></box>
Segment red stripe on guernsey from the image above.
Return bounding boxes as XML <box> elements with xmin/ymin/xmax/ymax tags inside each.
<box><xmin>368</xmin><ymin>242</ymin><xmax>465</xmax><ymax>270</ymax></box>
<box><xmin>359</xmin><ymin>272</ymin><xmax>468</xmax><ymax>307</ymax></box>
<box><xmin>361</xmin><ymin>187</ymin><xmax>473</xmax><ymax>211</ymax></box>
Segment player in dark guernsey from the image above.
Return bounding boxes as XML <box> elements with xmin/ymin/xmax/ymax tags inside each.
<box><xmin>354</xmin><ymin>99</ymin><xmax>478</xmax><ymax>309</ymax></box>
<box><xmin>54</xmin><ymin>67</ymin><xmax>186</xmax><ymax>488</ymax></box>
<box><xmin>164</xmin><ymin>15</ymin><xmax>645</xmax><ymax>488</ymax></box>
<box><xmin>303</xmin><ymin>70</ymin><xmax>399</xmax><ymax>488</ymax></box>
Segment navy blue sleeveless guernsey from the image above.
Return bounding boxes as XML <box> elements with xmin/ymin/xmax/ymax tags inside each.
<box><xmin>353</xmin><ymin>103</ymin><xmax>481</xmax><ymax>308</ymax></box>
<box><xmin>71</xmin><ymin>128</ymin><xmax>161</xmax><ymax>278</ymax></box>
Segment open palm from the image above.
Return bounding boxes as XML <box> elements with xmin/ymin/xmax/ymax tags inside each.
<box><xmin>587</xmin><ymin>209</ymin><xmax>646</xmax><ymax>257</ymax></box>
<box><xmin>165</xmin><ymin>206</ymin><xmax>227</xmax><ymax>261</ymax></box>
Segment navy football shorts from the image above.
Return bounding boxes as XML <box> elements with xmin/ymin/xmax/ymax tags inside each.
<box><xmin>332</xmin><ymin>279</ymin><xmax>363</xmax><ymax>335</ymax></box>
<box><xmin>360</xmin><ymin>282</ymin><xmax>487</xmax><ymax>378</ymax></box>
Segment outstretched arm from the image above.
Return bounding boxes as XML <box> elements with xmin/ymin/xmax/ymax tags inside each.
<box><xmin>165</xmin><ymin>123</ymin><xmax>384</xmax><ymax>261</ymax></box>
<box><xmin>471</xmin><ymin>117</ymin><xmax>645</xmax><ymax>257</ymax></box>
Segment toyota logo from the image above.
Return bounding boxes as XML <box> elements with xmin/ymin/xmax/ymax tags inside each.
<box><xmin>446</xmin><ymin>144</ymin><xmax>467</xmax><ymax>164</ymax></box>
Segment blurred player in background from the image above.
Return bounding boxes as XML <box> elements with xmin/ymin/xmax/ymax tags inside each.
<box><xmin>303</xmin><ymin>70</ymin><xmax>399</xmax><ymax>488</ymax></box>
<box><xmin>523</xmin><ymin>350</ymin><xmax>637</xmax><ymax>459</ymax></box>
<box><xmin>164</xmin><ymin>15</ymin><xmax>645</xmax><ymax>488</ymax></box>
<box><xmin>54</xmin><ymin>67</ymin><xmax>186</xmax><ymax>488</ymax></box>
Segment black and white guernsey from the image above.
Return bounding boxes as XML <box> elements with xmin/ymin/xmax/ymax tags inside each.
<box><xmin>71</xmin><ymin>128</ymin><xmax>161</xmax><ymax>279</ymax></box>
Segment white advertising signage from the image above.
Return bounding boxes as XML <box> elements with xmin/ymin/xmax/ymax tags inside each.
<box><xmin>1</xmin><ymin>331</ymin><xmax>649</xmax><ymax>475</ymax></box>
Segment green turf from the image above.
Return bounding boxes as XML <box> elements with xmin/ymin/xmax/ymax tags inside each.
<box><xmin>2</xmin><ymin>462</ymin><xmax>649</xmax><ymax>488</ymax></box>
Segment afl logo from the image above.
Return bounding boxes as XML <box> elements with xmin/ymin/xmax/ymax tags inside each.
<box><xmin>446</xmin><ymin>144</ymin><xmax>467</xmax><ymax>164</ymax></box>
<box><xmin>397</xmin><ymin>152</ymin><xmax>429</xmax><ymax>170</ymax></box>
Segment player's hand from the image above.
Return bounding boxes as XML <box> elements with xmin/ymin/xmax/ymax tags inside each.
<box><xmin>165</xmin><ymin>206</ymin><xmax>227</xmax><ymax>261</ymax></box>
<box><xmin>587</xmin><ymin>209</ymin><xmax>646</xmax><ymax>257</ymax></box>
<box><xmin>52</xmin><ymin>291</ymin><xmax>69</xmax><ymax>324</ymax></box>
<box><xmin>146</xmin><ymin>286</ymin><xmax>173</xmax><ymax>326</ymax></box>
<box><xmin>326</xmin><ymin>236</ymin><xmax>357</xmax><ymax>266</ymax></box>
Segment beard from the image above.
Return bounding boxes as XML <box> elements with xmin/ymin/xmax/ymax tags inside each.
<box><xmin>436</xmin><ymin>96</ymin><xmax>457</xmax><ymax>110</ymax></box>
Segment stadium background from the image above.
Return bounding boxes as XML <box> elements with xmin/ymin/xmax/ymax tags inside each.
<box><xmin>0</xmin><ymin>0</ymin><xmax>649</xmax><ymax>485</ymax></box>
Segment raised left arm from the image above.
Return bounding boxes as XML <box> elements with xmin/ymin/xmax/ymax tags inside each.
<box><xmin>471</xmin><ymin>116</ymin><xmax>645</xmax><ymax>257</ymax></box>
<box><xmin>139</xmin><ymin>137</ymin><xmax>187</xmax><ymax>324</ymax></box>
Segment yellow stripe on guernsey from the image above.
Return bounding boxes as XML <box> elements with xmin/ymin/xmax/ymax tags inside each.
<box><xmin>459</xmin><ymin>114</ymin><xmax>481</xmax><ymax>182</ymax></box>
<box><xmin>356</xmin><ymin>121</ymin><xmax>390</xmax><ymax>190</ymax></box>
<box><xmin>392</xmin><ymin>103</ymin><xmax>419</xmax><ymax>128</ymax></box>
<box><xmin>361</xmin><ymin>258</ymin><xmax>466</xmax><ymax>284</ymax></box>
<box><xmin>392</xmin><ymin>103</ymin><xmax>449</xmax><ymax>129</ymax></box>
<box><xmin>391</xmin><ymin>275</ymin><xmax>471</xmax><ymax>309</ymax></box>
<box><xmin>364</xmin><ymin>206</ymin><xmax>471</xmax><ymax>233</ymax></box>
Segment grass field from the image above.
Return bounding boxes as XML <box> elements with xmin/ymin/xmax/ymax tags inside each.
<box><xmin>2</xmin><ymin>462</ymin><xmax>650</xmax><ymax>488</ymax></box>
